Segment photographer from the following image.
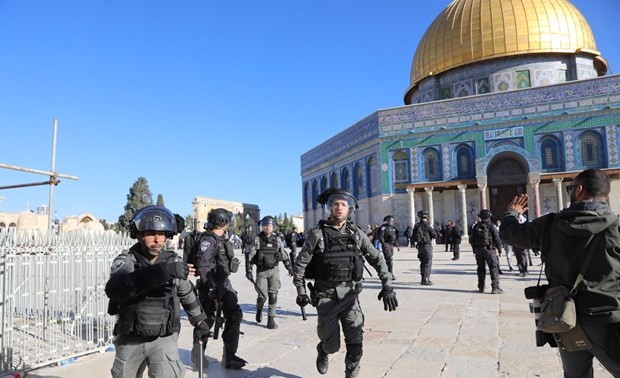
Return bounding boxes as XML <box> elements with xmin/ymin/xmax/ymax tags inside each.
<box><xmin>500</xmin><ymin>169</ymin><xmax>620</xmax><ymax>377</ymax></box>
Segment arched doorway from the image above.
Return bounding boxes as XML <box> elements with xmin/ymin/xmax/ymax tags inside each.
<box><xmin>487</xmin><ymin>153</ymin><xmax>528</xmax><ymax>220</ymax></box>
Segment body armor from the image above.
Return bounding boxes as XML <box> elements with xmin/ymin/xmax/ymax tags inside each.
<box><xmin>203</xmin><ymin>230</ymin><xmax>239</xmax><ymax>277</ymax></box>
<box><xmin>255</xmin><ymin>234</ymin><xmax>279</xmax><ymax>270</ymax></box>
<box><xmin>384</xmin><ymin>226</ymin><xmax>397</xmax><ymax>244</ymax></box>
<box><xmin>305</xmin><ymin>224</ymin><xmax>364</xmax><ymax>282</ymax></box>
<box><xmin>115</xmin><ymin>250</ymin><xmax>180</xmax><ymax>338</ymax></box>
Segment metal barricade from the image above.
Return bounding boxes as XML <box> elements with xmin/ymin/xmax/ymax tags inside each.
<box><xmin>0</xmin><ymin>228</ymin><xmax>133</xmax><ymax>372</ymax></box>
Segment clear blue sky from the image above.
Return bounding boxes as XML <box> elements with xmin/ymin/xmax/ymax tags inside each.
<box><xmin>1</xmin><ymin>0</ymin><xmax>618</xmax><ymax>223</ymax></box>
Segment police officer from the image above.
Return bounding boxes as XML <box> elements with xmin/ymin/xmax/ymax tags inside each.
<box><xmin>194</xmin><ymin>208</ymin><xmax>247</xmax><ymax>369</ymax></box>
<box><xmin>240</xmin><ymin>225</ymin><xmax>254</xmax><ymax>256</ymax></box>
<box><xmin>470</xmin><ymin>209</ymin><xmax>503</xmax><ymax>294</ymax></box>
<box><xmin>105</xmin><ymin>205</ymin><xmax>210</xmax><ymax>378</ymax></box>
<box><xmin>377</xmin><ymin>215</ymin><xmax>400</xmax><ymax>280</ymax></box>
<box><xmin>246</xmin><ymin>216</ymin><xmax>294</xmax><ymax>329</ymax></box>
<box><xmin>287</xmin><ymin>226</ymin><xmax>300</xmax><ymax>268</ymax></box>
<box><xmin>412</xmin><ymin>210</ymin><xmax>437</xmax><ymax>285</ymax></box>
<box><xmin>294</xmin><ymin>188</ymin><xmax>398</xmax><ymax>378</ymax></box>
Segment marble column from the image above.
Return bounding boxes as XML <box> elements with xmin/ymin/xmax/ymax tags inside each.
<box><xmin>478</xmin><ymin>184</ymin><xmax>488</xmax><ymax>210</ymax></box>
<box><xmin>552</xmin><ymin>178</ymin><xmax>564</xmax><ymax>212</ymax></box>
<box><xmin>528</xmin><ymin>172</ymin><xmax>541</xmax><ymax>218</ymax></box>
<box><xmin>457</xmin><ymin>184</ymin><xmax>469</xmax><ymax>237</ymax></box>
<box><xmin>407</xmin><ymin>187</ymin><xmax>416</xmax><ymax>226</ymax></box>
<box><xmin>424</xmin><ymin>187</ymin><xmax>434</xmax><ymax>225</ymax></box>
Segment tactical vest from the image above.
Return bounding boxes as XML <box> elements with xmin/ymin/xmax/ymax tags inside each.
<box><xmin>384</xmin><ymin>225</ymin><xmax>397</xmax><ymax>243</ymax></box>
<box><xmin>305</xmin><ymin>223</ymin><xmax>364</xmax><ymax>282</ymax></box>
<box><xmin>116</xmin><ymin>250</ymin><xmax>180</xmax><ymax>338</ymax></box>
<box><xmin>203</xmin><ymin>230</ymin><xmax>239</xmax><ymax>277</ymax></box>
<box><xmin>255</xmin><ymin>234</ymin><xmax>279</xmax><ymax>270</ymax></box>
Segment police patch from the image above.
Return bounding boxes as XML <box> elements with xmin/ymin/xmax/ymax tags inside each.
<box><xmin>110</xmin><ymin>257</ymin><xmax>126</xmax><ymax>274</ymax></box>
<box><xmin>200</xmin><ymin>240</ymin><xmax>211</xmax><ymax>252</ymax></box>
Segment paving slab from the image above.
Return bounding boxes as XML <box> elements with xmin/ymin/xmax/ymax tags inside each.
<box><xmin>27</xmin><ymin>246</ymin><xmax>614</xmax><ymax>378</ymax></box>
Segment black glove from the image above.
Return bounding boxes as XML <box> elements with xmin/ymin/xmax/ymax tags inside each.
<box><xmin>377</xmin><ymin>287</ymin><xmax>398</xmax><ymax>312</ymax></box>
<box><xmin>193</xmin><ymin>321</ymin><xmax>212</xmax><ymax>343</ymax></box>
<box><xmin>166</xmin><ymin>261</ymin><xmax>189</xmax><ymax>280</ymax></box>
<box><xmin>246</xmin><ymin>272</ymin><xmax>253</xmax><ymax>281</ymax></box>
<box><xmin>287</xmin><ymin>268</ymin><xmax>294</xmax><ymax>277</ymax></box>
<box><xmin>296</xmin><ymin>294</ymin><xmax>310</xmax><ymax>307</ymax></box>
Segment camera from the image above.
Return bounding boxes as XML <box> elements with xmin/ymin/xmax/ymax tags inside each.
<box><xmin>524</xmin><ymin>284</ymin><xmax>558</xmax><ymax>348</ymax></box>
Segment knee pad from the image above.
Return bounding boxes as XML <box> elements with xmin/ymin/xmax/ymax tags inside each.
<box><xmin>345</xmin><ymin>343</ymin><xmax>363</xmax><ymax>362</ymax></box>
<box><xmin>268</xmin><ymin>293</ymin><xmax>277</xmax><ymax>305</ymax></box>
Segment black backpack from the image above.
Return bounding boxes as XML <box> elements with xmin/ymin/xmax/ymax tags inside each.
<box><xmin>470</xmin><ymin>222</ymin><xmax>492</xmax><ymax>247</ymax></box>
<box><xmin>414</xmin><ymin>224</ymin><xmax>429</xmax><ymax>244</ymax></box>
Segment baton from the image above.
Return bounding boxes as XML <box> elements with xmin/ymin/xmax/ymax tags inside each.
<box><xmin>197</xmin><ymin>340</ymin><xmax>203</xmax><ymax>378</ymax></box>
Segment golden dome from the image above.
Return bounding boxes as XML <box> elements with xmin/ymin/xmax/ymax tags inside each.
<box><xmin>407</xmin><ymin>0</ymin><xmax>605</xmax><ymax>94</ymax></box>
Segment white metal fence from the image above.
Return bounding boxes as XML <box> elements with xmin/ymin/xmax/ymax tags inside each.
<box><xmin>0</xmin><ymin>228</ymin><xmax>133</xmax><ymax>373</ymax></box>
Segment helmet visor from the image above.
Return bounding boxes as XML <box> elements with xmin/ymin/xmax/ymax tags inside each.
<box><xmin>324</xmin><ymin>194</ymin><xmax>356</xmax><ymax>215</ymax></box>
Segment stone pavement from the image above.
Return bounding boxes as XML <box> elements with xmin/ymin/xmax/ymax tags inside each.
<box><xmin>28</xmin><ymin>245</ymin><xmax>613</xmax><ymax>378</ymax></box>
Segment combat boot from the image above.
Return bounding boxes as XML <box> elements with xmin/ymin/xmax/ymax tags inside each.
<box><xmin>255</xmin><ymin>299</ymin><xmax>264</xmax><ymax>323</ymax></box>
<box><xmin>222</xmin><ymin>348</ymin><xmax>247</xmax><ymax>369</ymax></box>
<box><xmin>316</xmin><ymin>343</ymin><xmax>329</xmax><ymax>374</ymax></box>
<box><xmin>491</xmin><ymin>286</ymin><xmax>504</xmax><ymax>294</ymax></box>
<box><xmin>267</xmin><ymin>316</ymin><xmax>278</xmax><ymax>329</ymax></box>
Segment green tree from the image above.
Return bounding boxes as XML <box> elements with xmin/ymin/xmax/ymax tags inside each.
<box><xmin>117</xmin><ymin>177</ymin><xmax>153</xmax><ymax>231</ymax></box>
<box><xmin>185</xmin><ymin>214</ymin><xmax>195</xmax><ymax>231</ymax></box>
<box><xmin>157</xmin><ymin>194</ymin><xmax>165</xmax><ymax>206</ymax></box>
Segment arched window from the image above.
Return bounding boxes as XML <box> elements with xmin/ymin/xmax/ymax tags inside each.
<box><xmin>540</xmin><ymin>136</ymin><xmax>562</xmax><ymax>170</ymax></box>
<box><xmin>455</xmin><ymin>144</ymin><xmax>474</xmax><ymax>178</ymax></box>
<box><xmin>391</xmin><ymin>150</ymin><xmax>409</xmax><ymax>184</ymax></box>
<box><xmin>312</xmin><ymin>180</ymin><xmax>319</xmax><ymax>210</ymax></box>
<box><xmin>579</xmin><ymin>131</ymin><xmax>605</xmax><ymax>168</ymax></box>
<box><xmin>423</xmin><ymin>148</ymin><xmax>442</xmax><ymax>181</ymax></box>
<box><xmin>303</xmin><ymin>182</ymin><xmax>310</xmax><ymax>211</ymax></box>
<box><xmin>367</xmin><ymin>156</ymin><xmax>379</xmax><ymax>197</ymax></box>
<box><xmin>341</xmin><ymin>168</ymin><xmax>350</xmax><ymax>191</ymax></box>
<box><xmin>353</xmin><ymin>163</ymin><xmax>363</xmax><ymax>198</ymax></box>
<box><xmin>330</xmin><ymin>172</ymin><xmax>338</xmax><ymax>188</ymax></box>
<box><xmin>320</xmin><ymin>176</ymin><xmax>328</xmax><ymax>194</ymax></box>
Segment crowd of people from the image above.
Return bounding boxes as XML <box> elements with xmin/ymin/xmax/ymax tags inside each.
<box><xmin>104</xmin><ymin>168</ymin><xmax>620</xmax><ymax>378</ymax></box>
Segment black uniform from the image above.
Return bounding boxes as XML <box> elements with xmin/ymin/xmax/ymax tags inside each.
<box><xmin>286</xmin><ymin>230</ymin><xmax>299</xmax><ymax>267</ymax></box>
<box><xmin>377</xmin><ymin>223</ymin><xmax>399</xmax><ymax>277</ymax></box>
<box><xmin>195</xmin><ymin>229</ymin><xmax>245</xmax><ymax>368</ymax></box>
<box><xmin>412</xmin><ymin>220</ymin><xmax>437</xmax><ymax>285</ymax></box>
<box><xmin>449</xmin><ymin>224</ymin><xmax>462</xmax><ymax>260</ymax></box>
<box><xmin>470</xmin><ymin>219</ymin><xmax>503</xmax><ymax>293</ymax></box>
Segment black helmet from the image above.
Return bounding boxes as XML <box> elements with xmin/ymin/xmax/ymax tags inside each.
<box><xmin>417</xmin><ymin>210</ymin><xmax>429</xmax><ymax>219</ymax></box>
<box><xmin>129</xmin><ymin>205</ymin><xmax>178</xmax><ymax>239</ymax></box>
<box><xmin>478</xmin><ymin>209</ymin><xmax>492</xmax><ymax>219</ymax></box>
<box><xmin>260</xmin><ymin>216</ymin><xmax>276</xmax><ymax>227</ymax></box>
<box><xmin>206</xmin><ymin>208</ymin><xmax>232</xmax><ymax>228</ymax></box>
<box><xmin>317</xmin><ymin>188</ymin><xmax>358</xmax><ymax>215</ymax></box>
<box><xmin>383</xmin><ymin>215</ymin><xmax>395</xmax><ymax>225</ymax></box>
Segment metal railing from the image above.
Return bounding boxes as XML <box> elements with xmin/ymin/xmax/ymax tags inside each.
<box><xmin>0</xmin><ymin>228</ymin><xmax>133</xmax><ymax>373</ymax></box>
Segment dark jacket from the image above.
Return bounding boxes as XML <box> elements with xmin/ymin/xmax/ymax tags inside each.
<box><xmin>500</xmin><ymin>201</ymin><xmax>620</xmax><ymax>323</ymax></box>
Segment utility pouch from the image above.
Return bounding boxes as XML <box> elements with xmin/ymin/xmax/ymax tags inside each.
<box><xmin>229</xmin><ymin>257</ymin><xmax>240</xmax><ymax>273</ymax></box>
<box><xmin>134</xmin><ymin>297</ymin><xmax>172</xmax><ymax>337</ymax></box>
<box><xmin>553</xmin><ymin>322</ymin><xmax>592</xmax><ymax>352</ymax></box>
<box><xmin>537</xmin><ymin>286</ymin><xmax>577</xmax><ymax>334</ymax></box>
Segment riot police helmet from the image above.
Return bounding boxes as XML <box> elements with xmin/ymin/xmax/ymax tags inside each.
<box><xmin>478</xmin><ymin>209</ymin><xmax>492</xmax><ymax>219</ymax></box>
<box><xmin>129</xmin><ymin>205</ymin><xmax>178</xmax><ymax>239</ymax></box>
<box><xmin>316</xmin><ymin>188</ymin><xmax>358</xmax><ymax>216</ymax></box>
<box><xmin>206</xmin><ymin>208</ymin><xmax>232</xmax><ymax>229</ymax></box>
<box><xmin>417</xmin><ymin>210</ymin><xmax>429</xmax><ymax>219</ymax></box>
<box><xmin>260</xmin><ymin>216</ymin><xmax>276</xmax><ymax>227</ymax></box>
<box><xmin>383</xmin><ymin>215</ymin><xmax>395</xmax><ymax>226</ymax></box>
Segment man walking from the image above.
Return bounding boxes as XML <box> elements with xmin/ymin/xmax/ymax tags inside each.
<box><xmin>294</xmin><ymin>188</ymin><xmax>398</xmax><ymax>378</ymax></box>
<box><xmin>469</xmin><ymin>209</ymin><xmax>503</xmax><ymax>294</ymax></box>
<box><xmin>412</xmin><ymin>210</ymin><xmax>437</xmax><ymax>285</ymax></box>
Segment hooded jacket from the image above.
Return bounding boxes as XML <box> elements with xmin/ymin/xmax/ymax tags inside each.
<box><xmin>500</xmin><ymin>201</ymin><xmax>620</xmax><ymax>323</ymax></box>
